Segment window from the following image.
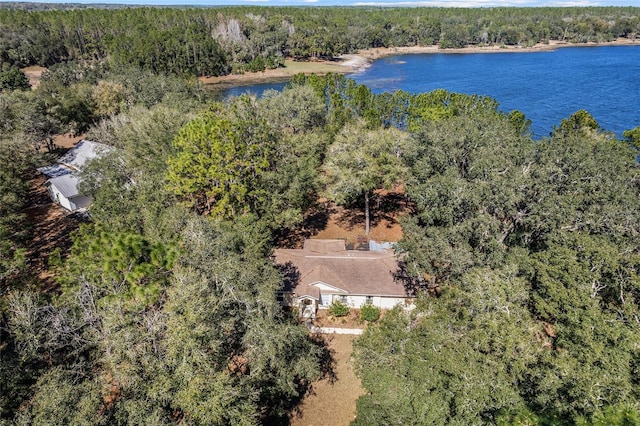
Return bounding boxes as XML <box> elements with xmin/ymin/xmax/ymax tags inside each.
<box><xmin>320</xmin><ymin>294</ymin><xmax>331</xmax><ymax>306</ymax></box>
<box><xmin>339</xmin><ymin>295</ymin><xmax>347</xmax><ymax>304</ymax></box>
<box><xmin>365</xmin><ymin>296</ymin><xmax>373</xmax><ymax>305</ymax></box>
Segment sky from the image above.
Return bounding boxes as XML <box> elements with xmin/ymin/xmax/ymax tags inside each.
<box><xmin>2</xmin><ymin>0</ymin><xmax>639</xmax><ymax>8</ymax></box>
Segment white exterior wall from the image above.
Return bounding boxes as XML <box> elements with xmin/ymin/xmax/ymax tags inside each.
<box><xmin>345</xmin><ymin>295</ymin><xmax>367</xmax><ymax>308</ymax></box>
<box><xmin>317</xmin><ymin>293</ymin><xmax>408</xmax><ymax>310</ymax></box>
<box><xmin>319</xmin><ymin>293</ymin><xmax>333</xmax><ymax>307</ymax></box>
<box><xmin>48</xmin><ymin>185</ymin><xmax>73</xmax><ymax>211</ymax></box>
<box><xmin>48</xmin><ymin>184</ymin><xmax>92</xmax><ymax>212</ymax></box>
<box><xmin>377</xmin><ymin>296</ymin><xmax>409</xmax><ymax>309</ymax></box>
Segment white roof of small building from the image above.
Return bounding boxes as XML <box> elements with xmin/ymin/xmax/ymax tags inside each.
<box><xmin>38</xmin><ymin>140</ymin><xmax>112</xmax><ymax>211</ymax></box>
<box><xmin>38</xmin><ymin>140</ymin><xmax>112</xmax><ymax>178</ymax></box>
<box><xmin>57</xmin><ymin>140</ymin><xmax>111</xmax><ymax>171</ymax></box>
<box><xmin>47</xmin><ymin>173</ymin><xmax>81</xmax><ymax>198</ymax></box>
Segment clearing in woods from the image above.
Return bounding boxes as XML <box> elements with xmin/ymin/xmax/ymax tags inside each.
<box><xmin>276</xmin><ymin>189</ymin><xmax>407</xmax><ymax>249</ymax></box>
<box><xmin>288</xmin><ymin>190</ymin><xmax>408</xmax><ymax>425</ymax></box>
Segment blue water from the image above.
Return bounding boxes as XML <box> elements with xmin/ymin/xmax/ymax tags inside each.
<box><xmin>221</xmin><ymin>46</ymin><xmax>640</xmax><ymax>138</ymax></box>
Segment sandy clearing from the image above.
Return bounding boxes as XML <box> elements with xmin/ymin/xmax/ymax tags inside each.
<box><xmin>291</xmin><ymin>334</ymin><xmax>365</xmax><ymax>426</ymax></box>
<box><xmin>22</xmin><ymin>65</ymin><xmax>47</xmax><ymax>89</ymax></box>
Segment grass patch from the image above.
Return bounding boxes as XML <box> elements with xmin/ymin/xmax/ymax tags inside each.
<box><xmin>282</xmin><ymin>59</ymin><xmax>347</xmax><ymax>75</ymax></box>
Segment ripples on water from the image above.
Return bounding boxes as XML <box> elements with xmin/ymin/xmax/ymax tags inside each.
<box><xmin>220</xmin><ymin>46</ymin><xmax>640</xmax><ymax>139</ymax></box>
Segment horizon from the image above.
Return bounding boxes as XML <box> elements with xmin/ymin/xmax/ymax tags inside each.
<box><xmin>1</xmin><ymin>0</ymin><xmax>639</xmax><ymax>8</ymax></box>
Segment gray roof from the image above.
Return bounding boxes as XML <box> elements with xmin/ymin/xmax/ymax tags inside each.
<box><xmin>48</xmin><ymin>174</ymin><xmax>81</xmax><ymax>198</ymax></box>
<box><xmin>39</xmin><ymin>140</ymin><xmax>112</xmax><ymax>202</ymax></box>
<box><xmin>57</xmin><ymin>140</ymin><xmax>111</xmax><ymax>171</ymax></box>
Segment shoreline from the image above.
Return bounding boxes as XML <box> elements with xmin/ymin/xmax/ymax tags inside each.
<box><xmin>355</xmin><ymin>38</ymin><xmax>640</xmax><ymax>61</ymax></box>
<box><xmin>200</xmin><ymin>38</ymin><xmax>638</xmax><ymax>87</ymax></box>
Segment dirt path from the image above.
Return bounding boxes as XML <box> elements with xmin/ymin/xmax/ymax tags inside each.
<box><xmin>22</xmin><ymin>138</ymin><xmax>86</xmax><ymax>290</ymax></box>
<box><xmin>291</xmin><ymin>334</ymin><xmax>365</xmax><ymax>426</ymax></box>
<box><xmin>23</xmin><ymin>173</ymin><xmax>84</xmax><ymax>290</ymax></box>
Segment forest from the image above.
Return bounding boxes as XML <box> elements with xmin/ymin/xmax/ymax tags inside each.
<box><xmin>1</xmin><ymin>4</ymin><xmax>640</xmax><ymax>426</ymax></box>
<box><xmin>0</xmin><ymin>6</ymin><xmax>639</xmax><ymax>75</ymax></box>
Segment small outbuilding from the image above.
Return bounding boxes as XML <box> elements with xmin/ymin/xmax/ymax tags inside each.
<box><xmin>274</xmin><ymin>239</ymin><xmax>412</xmax><ymax>318</ymax></box>
<box><xmin>45</xmin><ymin>174</ymin><xmax>92</xmax><ymax>212</ymax></box>
<box><xmin>37</xmin><ymin>140</ymin><xmax>111</xmax><ymax>212</ymax></box>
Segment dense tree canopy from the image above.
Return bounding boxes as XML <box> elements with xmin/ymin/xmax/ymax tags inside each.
<box><xmin>166</xmin><ymin>100</ymin><xmax>276</xmax><ymax>217</ymax></box>
<box><xmin>0</xmin><ymin>67</ymin><xmax>330</xmax><ymax>424</ymax></box>
<box><xmin>0</xmin><ymin>64</ymin><xmax>29</xmax><ymax>91</ymax></box>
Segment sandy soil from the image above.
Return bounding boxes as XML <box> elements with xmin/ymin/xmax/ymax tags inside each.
<box><xmin>22</xmin><ymin>65</ymin><xmax>47</xmax><ymax>89</ymax></box>
<box><xmin>312</xmin><ymin>202</ymin><xmax>404</xmax><ymax>246</ymax></box>
<box><xmin>21</xmin><ymin>138</ymin><xmax>87</xmax><ymax>290</ymax></box>
<box><xmin>315</xmin><ymin>188</ymin><xmax>408</xmax><ymax>245</ymax></box>
<box><xmin>200</xmin><ymin>58</ymin><xmax>355</xmax><ymax>87</ymax></box>
<box><xmin>355</xmin><ymin>37</ymin><xmax>639</xmax><ymax>61</ymax></box>
<box><xmin>23</xmin><ymin>172</ymin><xmax>85</xmax><ymax>290</ymax></box>
<box><xmin>53</xmin><ymin>133</ymin><xmax>86</xmax><ymax>149</ymax></box>
<box><xmin>275</xmin><ymin>189</ymin><xmax>408</xmax><ymax>250</ymax></box>
<box><xmin>291</xmin><ymin>334</ymin><xmax>365</xmax><ymax>426</ymax></box>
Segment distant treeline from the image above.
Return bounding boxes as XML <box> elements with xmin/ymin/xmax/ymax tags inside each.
<box><xmin>0</xmin><ymin>6</ymin><xmax>638</xmax><ymax>76</ymax></box>
<box><xmin>0</xmin><ymin>2</ymin><xmax>129</xmax><ymax>11</ymax></box>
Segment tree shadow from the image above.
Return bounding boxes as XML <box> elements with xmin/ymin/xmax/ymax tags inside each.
<box><xmin>335</xmin><ymin>190</ymin><xmax>416</xmax><ymax>233</ymax></box>
<box><xmin>313</xmin><ymin>333</ymin><xmax>338</xmax><ymax>384</ymax></box>
<box><xmin>276</xmin><ymin>261</ymin><xmax>301</xmax><ymax>292</ymax></box>
<box><xmin>262</xmin><ymin>326</ymin><xmax>338</xmax><ymax>426</ymax></box>
<box><xmin>274</xmin><ymin>264</ymin><xmax>338</xmax><ymax>383</ymax></box>
<box><xmin>284</xmin><ymin>333</ymin><xmax>338</xmax><ymax>425</ymax></box>
<box><xmin>268</xmin><ymin>262</ymin><xmax>340</xmax><ymax>426</ymax></box>
<box><xmin>18</xmin><ymin>171</ymin><xmax>88</xmax><ymax>292</ymax></box>
<box><xmin>393</xmin><ymin>260</ymin><xmax>440</xmax><ymax>298</ymax></box>
<box><xmin>272</xmin><ymin>202</ymin><xmax>334</xmax><ymax>248</ymax></box>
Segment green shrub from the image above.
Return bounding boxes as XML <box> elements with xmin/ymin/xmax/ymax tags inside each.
<box><xmin>328</xmin><ymin>300</ymin><xmax>349</xmax><ymax>317</ymax></box>
<box><xmin>360</xmin><ymin>304</ymin><xmax>380</xmax><ymax>322</ymax></box>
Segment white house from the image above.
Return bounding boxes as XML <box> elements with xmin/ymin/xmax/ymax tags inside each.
<box><xmin>274</xmin><ymin>239</ymin><xmax>412</xmax><ymax>318</ymax></box>
<box><xmin>37</xmin><ymin>140</ymin><xmax>111</xmax><ymax>212</ymax></box>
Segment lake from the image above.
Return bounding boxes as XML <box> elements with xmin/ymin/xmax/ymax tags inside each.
<box><xmin>221</xmin><ymin>45</ymin><xmax>640</xmax><ymax>138</ymax></box>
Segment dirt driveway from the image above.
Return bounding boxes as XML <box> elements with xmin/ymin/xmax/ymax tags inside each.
<box><xmin>291</xmin><ymin>334</ymin><xmax>365</xmax><ymax>426</ymax></box>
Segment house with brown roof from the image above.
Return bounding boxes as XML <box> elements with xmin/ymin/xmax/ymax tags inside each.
<box><xmin>274</xmin><ymin>239</ymin><xmax>412</xmax><ymax>318</ymax></box>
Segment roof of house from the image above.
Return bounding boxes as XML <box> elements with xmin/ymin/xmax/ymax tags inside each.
<box><xmin>47</xmin><ymin>173</ymin><xmax>81</xmax><ymax>198</ymax></box>
<box><xmin>57</xmin><ymin>140</ymin><xmax>111</xmax><ymax>171</ymax></box>
<box><xmin>38</xmin><ymin>140</ymin><xmax>112</xmax><ymax>178</ymax></box>
<box><xmin>274</xmin><ymin>239</ymin><xmax>407</xmax><ymax>299</ymax></box>
<box><xmin>37</xmin><ymin>163</ymin><xmax>72</xmax><ymax>178</ymax></box>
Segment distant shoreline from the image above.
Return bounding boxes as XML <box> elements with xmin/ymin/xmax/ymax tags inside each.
<box><xmin>200</xmin><ymin>38</ymin><xmax>639</xmax><ymax>88</ymax></box>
